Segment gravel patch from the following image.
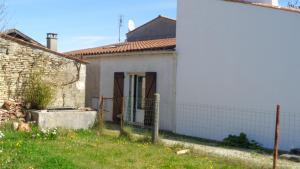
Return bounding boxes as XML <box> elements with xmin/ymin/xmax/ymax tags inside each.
<box><xmin>162</xmin><ymin>139</ymin><xmax>300</xmax><ymax>169</ymax></box>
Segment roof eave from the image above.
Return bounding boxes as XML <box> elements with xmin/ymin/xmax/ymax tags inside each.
<box><xmin>83</xmin><ymin>50</ymin><xmax>177</xmax><ymax>60</ymax></box>
<box><xmin>68</xmin><ymin>46</ymin><xmax>176</xmax><ymax>58</ymax></box>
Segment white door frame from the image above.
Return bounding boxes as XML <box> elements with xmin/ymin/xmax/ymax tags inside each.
<box><xmin>125</xmin><ymin>73</ymin><xmax>146</xmax><ymax>125</ymax></box>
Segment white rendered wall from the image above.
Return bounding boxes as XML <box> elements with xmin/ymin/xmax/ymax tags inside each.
<box><xmin>248</xmin><ymin>0</ymin><xmax>278</xmax><ymax>6</ymax></box>
<box><xmin>176</xmin><ymin>0</ymin><xmax>300</xmax><ymax>150</ymax></box>
<box><xmin>85</xmin><ymin>61</ymin><xmax>101</xmax><ymax>108</ymax></box>
<box><xmin>94</xmin><ymin>52</ymin><xmax>177</xmax><ymax>131</ymax></box>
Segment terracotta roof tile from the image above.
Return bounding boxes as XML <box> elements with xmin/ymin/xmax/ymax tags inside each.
<box><xmin>65</xmin><ymin>38</ymin><xmax>176</xmax><ymax>57</ymax></box>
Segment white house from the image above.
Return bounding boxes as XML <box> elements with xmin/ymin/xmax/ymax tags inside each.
<box><xmin>66</xmin><ymin>16</ymin><xmax>177</xmax><ymax>131</ymax></box>
<box><xmin>66</xmin><ymin>40</ymin><xmax>176</xmax><ymax>131</ymax></box>
<box><xmin>176</xmin><ymin>0</ymin><xmax>300</xmax><ymax>150</ymax></box>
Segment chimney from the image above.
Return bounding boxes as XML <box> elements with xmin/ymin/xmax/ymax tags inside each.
<box><xmin>247</xmin><ymin>0</ymin><xmax>279</xmax><ymax>6</ymax></box>
<box><xmin>47</xmin><ymin>33</ymin><xmax>58</xmax><ymax>52</ymax></box>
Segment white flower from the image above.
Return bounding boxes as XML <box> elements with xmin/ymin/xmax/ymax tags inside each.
<box><xmin>0</xmin><ymin>131</ymin><xmax>4</xmax><ymax>139</ymax></box>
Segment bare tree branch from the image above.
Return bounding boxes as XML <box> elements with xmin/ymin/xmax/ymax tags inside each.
<box><xmin>288</xmin><ymin>0</ymin><xmax>300</xmax><ymax>9</ymax></box>
<box><xmin>0</xmin><ymin>0</ymin><xmax>7</xmax><ymax>32</ymax></box>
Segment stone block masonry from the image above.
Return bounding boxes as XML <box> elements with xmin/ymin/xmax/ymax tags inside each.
<box><xmin>0</xmin><ymin>36</ymin><xmax>86</xmax><ymax>108</ymax></box>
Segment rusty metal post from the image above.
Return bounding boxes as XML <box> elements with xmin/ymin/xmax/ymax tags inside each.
<box><xmin>98</xmin><ymin>96</ymin><xmax>104</xmax><ymax>133</ymax></box>
<box><xmin>273</xmin><ymin>105</ymin><xmax>281</xmax><ymax>169</ymax></box>
<box><xmin>152</xmin><ymin>93</ymin><xmax>160</xmax><ymax>144</ymax></box>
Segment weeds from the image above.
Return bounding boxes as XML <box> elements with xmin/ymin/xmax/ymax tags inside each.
<box><xmin>23</xmin><ymin>72</ymin><xmax>56</xmax><ymax>110</ymax></box>
<box><xmin>0</xmin><ymin>130</ymin><xmax>4</xmax><ymax>139</ymax></box>
<box><xmin>223</xmin><ymin>133</ymin><xmax>263</xmax><ymax>150</ymax></box>
<box><xmin>119</xmin><ymin>126</ymin><xmax>134</xmax><ymax>141</ymax></box>
<box><xmin>32</xmin><ymin>128</ymin><xmax>58</xmax><ymax>140</ymax></box>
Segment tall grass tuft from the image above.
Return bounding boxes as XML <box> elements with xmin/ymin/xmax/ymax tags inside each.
<box><xmin>23</xmin><ymin>72</ymin><xmax>56</xmax><ymax>110</ymax></box>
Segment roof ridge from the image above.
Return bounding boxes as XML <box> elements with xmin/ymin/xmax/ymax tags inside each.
<box><xmin>4</xmin><ymin>28</ymin><xmax>45</xmax><ymax>47</ymax></box>
<box><xmin>158</xmin><ymin>15</ymin><xmax>176</xmax><ymax>22</ymax></box>
<box><xmin>65</xmin><ymin>38</ymin><xmax>176</xmax><ymax>53</ymax></box>
<box><xmin>65</xmin><ymin>38</ymin><xmax>176</xmax><ymax>57</ymax></box>
<box><xmin>0</xmin><ymin>33</ymin><xmax>88</xmax><ymax>64</ymax></box>
<box><xmin>64</xmin><ymin>41</ymin><xmax>128</xmax><ymax>54</ymax></box>
<box><xmin>126</xmin><ymin>37</ymin><xmax>176</xmax><ymax>43</ymax></box>
<box><xmin>126</xmin><ymin>15</ymin><xmax>176</xmax><ymax>36</ymax></box>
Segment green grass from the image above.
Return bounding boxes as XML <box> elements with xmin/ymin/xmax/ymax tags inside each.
<box><xmin>0</xmin><ymin>125</ymin><xmax>262</xmax><ymax>169</ymax></box>
<box><xmin>108</xmin><ymin>123</ymin><xmax>273</xmax><ymax>155</ymax></box>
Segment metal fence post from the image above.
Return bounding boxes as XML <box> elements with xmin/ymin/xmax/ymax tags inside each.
<box><xmin>273</xmin><ymin>105</ymin><xmax>281</xmax><ymax>169</ymax></box>
<box><xmin>152</xmin><ymin>93</ymin><xmax>160</xmax><ymax>144</ymax></box>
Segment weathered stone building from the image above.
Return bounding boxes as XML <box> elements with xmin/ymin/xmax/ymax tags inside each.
<box><xmin>0</xmin><ymin>33</ymin><xmax>87</xmax><ymax>108</ymax></box>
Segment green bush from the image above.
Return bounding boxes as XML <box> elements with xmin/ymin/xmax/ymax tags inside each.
<box><xmin>223</xmin><ymin>133</ymin><xmax>262</xmax><ymax>150</ymax></box>
<box><xmin>24</xmin><ymin>72</ymin><xmax>56</xmax><ymax>110</ymax></box>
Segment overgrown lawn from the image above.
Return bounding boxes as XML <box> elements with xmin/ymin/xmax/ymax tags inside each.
<box><xmin>0</xmin><ymin>125</ymin><xmax>262</xmax><ymax>169</ymax></box>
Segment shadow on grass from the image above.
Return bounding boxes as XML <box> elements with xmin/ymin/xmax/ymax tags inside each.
<box><xmin>104</xmin><ymin>121</ymin><xmax>275</xmax><ymax>155</ymax></box>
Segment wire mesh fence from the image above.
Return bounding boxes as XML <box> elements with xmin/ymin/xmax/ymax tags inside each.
<box><xmin>175</xmin><ymin>103</ymin><xmax>300</xmax><ymax>152</ymax></box>
<box><xmin>123</xmin><ymin>97</ymin><xmax>157</xmax><ymax>128</ymax></box>
<box><xmin>98</xmin><ymin>96</ymin><xmax>160</xmax><ymax>141</ymax></box>
<box><xmin>98</xmin><ymin>95</ymin><xmax>300</xmax><ymax>153</ymax></box>
<box><xmin>97</xmin><ymin>97</ymin><xmax>113</xmax><ymax>133</ymax></box>
<box><xmin>96</xmin><ymin>94</ymin><xmax>300</xmax><ymax>168</ymax></box>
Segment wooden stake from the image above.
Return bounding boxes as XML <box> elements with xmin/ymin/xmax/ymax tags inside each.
<box><xmin>152</xmin><ymin>93</ymin><xmax>160</xmax><ymax>144</ymax></box>
<box><xmin>273</xmin><ymin>105</ymin><xmax>281</xmax><ymax>169</ymax></box>
<box><xmin>99</xmin><ymin>96</ymin><xmax>104</xmax><ymax>133</ymax></box>
<box><xmin>120</xmin><ymin>97</ymin><xmax>124</xmax><ymax>133</ymax></box>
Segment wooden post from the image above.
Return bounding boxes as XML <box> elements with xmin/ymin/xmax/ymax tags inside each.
<box><xmin>98</xmin><ymin>96</ymin><xmax>104</xmax><ymax>133</ymax></box>
<box><xmin>273</xmin><ymin>105</ymin><xmax>281</xmax><ymax>169</ymax></box>
<box><xmin>152</xmin><ymin>93</ymin><xmax>160</xmax><ymax>144</ymax></box>
<box><xmin>120</xmin><ymin>97</ymin><xmax>124</xmax><ymax>133</ymax></box>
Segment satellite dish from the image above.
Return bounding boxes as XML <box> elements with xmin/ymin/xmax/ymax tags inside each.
<box><xmin>128</xmin><ymin>20</ymin><xmax>136</xmax><ymax>31</ymax></box>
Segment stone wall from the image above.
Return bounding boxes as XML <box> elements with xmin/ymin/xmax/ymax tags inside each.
<box><xmin>0</xmin><ymin>36</ymin><xmax>86</xmax><ymax>108</ymax></box>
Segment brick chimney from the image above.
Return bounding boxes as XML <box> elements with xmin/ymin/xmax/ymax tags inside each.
<box><xmin>47</xmin><ymin>33</ymin><xmax>58</xmax><ymax>52</ymax></box>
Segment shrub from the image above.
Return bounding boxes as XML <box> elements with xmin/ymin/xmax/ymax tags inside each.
<box><xmin>223</xmin><ymin>133</ymin><xmax>262</xmax><ymax>150</ymax></box>
<box><xmin>23</xmin><ymin>72</ymin><xmax>56</xmax><ymax>110</ymax></box>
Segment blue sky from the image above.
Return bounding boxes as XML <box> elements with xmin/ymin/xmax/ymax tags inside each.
<box><xmin>6</xmin><ymin>0</ymin><xmax>176</xmax><ymax>52</ymax></box>
<box><xmin>280</xmin><ymin>0</ymin><xmax>294</xmax><ymax>5</ymax></box>
<box><xmin>4</xmin><ymin>0</ymin><xmax>292</xmax><ymax>52</ymax></box>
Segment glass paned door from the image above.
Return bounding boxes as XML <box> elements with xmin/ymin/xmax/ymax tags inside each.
<box><xmin>128</xmin><ymin>74</ymin><xmax>145</xmax><ymax>125</ymax></box>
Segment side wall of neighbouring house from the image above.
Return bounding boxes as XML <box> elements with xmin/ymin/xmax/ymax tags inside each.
<box><xmin>0</xmin><ymin>37</ymin><xmax>86</xmax><ymax>108</ymax></box>
<box><xmin>127</xmin><ymin>17</ymin><xmax>176</xmax><ymax>42</ymax></box>
<box><xmin>176</xmin><ymin>0</ymin><xmax>300</xmax><ymax>150</ymax></box>
<box><xmin>85</xmin><ymin>61</ymin><xmax>101</xmax><ymax>109</ymax></box>
<box><xmin>88</xmin><ymin>52</ymin><xmax>177</xmax><ymax>131</ymax></box>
